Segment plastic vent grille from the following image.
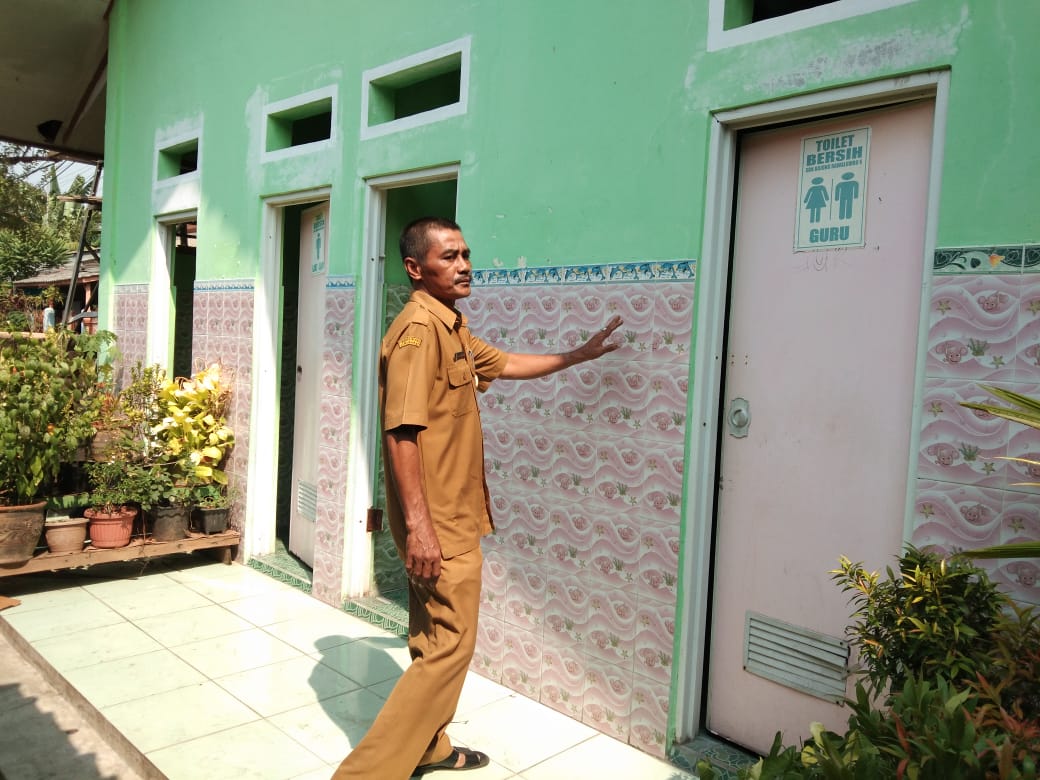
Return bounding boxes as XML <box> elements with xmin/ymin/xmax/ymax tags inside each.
<box><xmin>296</xmin><ymin>481</ymin><xmax>318</xmax><ymax>522</ymax></box>
<box><xmin>744</xmin><ymin>611</ymin><xmax>849</xmax><ymax>703</ymax></box>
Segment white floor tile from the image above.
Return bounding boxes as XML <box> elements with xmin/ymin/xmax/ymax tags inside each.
<box><xmin>313</xmin><ymin>635</ymin><xmax>408</xmax><ymax>687</ymax></box>
<box><xmin>456</xmin><ymin>672</ymin><xmax>515</xmax><ymax>718</ymax></box>
<box><xmin>98</xmin><ymin>581</ymin><xmax>214</xmax><ymax>620</ymax></box>
<box><xmin>80</xmin><ymin>569</ymin><xmax>178</xmax><ymax>599</ymax></box>
<box><xmin>222</xmin><ymin>589</ymin><xmax>333</xmax><ymax>627</ymax></box>
<box><xmin>262</xmin><ymin>609</ymin><xmax>391</xmax><ymax>654</ymax></box>
<box><xmin>446</xmin><ymin>692</ymin><xmax>600</xmax><ymax>773</ymax></box>
<box><xmin>267</xmin><ymin>688</ymin><xmax>387</xmax><ymax>764</ymax></box>
<box><xmin>0</xmin><ymin>582</ymin><xmax>96</xmax><ymax>612</ymax></box>
<box><xmin>33</xmin><ymin>621</ymin><xmax>162</xmax><ymax>672</ymax></box>
<box><xmin>519</xmin><ymin>733</ymin><xmax>696</xmax><ymax>780</ymax></box>
<box><xmin>101</xmin><ymin>680</ymin><xmax>260</xmax><ymax>753</ymax></box>
<box><xmin>179</xmin><ymin>569</ymin><xmax>293</xmax><ymax>602</ymax></box>
<box><xmin>135</xmin><ymin>602</ymin><xmax>254</xmax><ymax>647</ymax></box>
<box><xmin>171</xmin><ymin>627</ymin><xmax>304</xmax><ymax>678</ymax></box>
<box><xmin>2</xmin><ymin>597</ymin><xmax>125</xmax><ymax>641</ymax></box>
<box><xmin>215</xmin><ymin>655</ymin><xmax>360</xmax><ymax>717</ymax></box>
<box><xmin>62</xmin><ymin>648</ymin><xmax>207</xmax><ymax>708</ymax></box>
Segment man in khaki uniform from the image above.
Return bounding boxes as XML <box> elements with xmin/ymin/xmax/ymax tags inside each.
<box><xmin>332</xmin><ymin>217</ymin><xmax>621</xmax><ymax>779</ymax></box>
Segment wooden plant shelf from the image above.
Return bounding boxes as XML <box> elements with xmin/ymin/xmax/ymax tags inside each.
<box><xmin>0</xmin><ymin>530</ymin><xmax>240</xmax><ymax>578</ymax></box>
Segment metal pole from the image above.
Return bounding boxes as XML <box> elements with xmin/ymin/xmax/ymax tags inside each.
<box><xmin>61</xmin><ymin>160</ymin><xmax>103</xmax><ymax>328</ymax></box>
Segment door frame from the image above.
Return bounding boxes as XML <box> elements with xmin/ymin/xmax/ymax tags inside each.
<box><xmin>673</xmin><ymin>70</ymin><xmax>950</xmax><ymax>743</ymax></box>
<box><xmin>344</xmin><ymin>163</ymin><xmax>461</xmax><ymax>597</ymax></box>
<box><xmin>249</xmin><ymin>187</ymin><xmax>332</xmax><ymax>560</ymax></box>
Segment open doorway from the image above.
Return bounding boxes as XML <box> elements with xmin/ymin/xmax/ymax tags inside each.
<box><xmin>342</xmin><ymin>168</ymin><xmax>457</xmax><ymax>627</ymax></box>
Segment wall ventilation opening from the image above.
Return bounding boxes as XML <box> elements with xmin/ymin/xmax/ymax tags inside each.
<box><xmin>368</xmin><ymin>52</ymin><xmax>462</xmax><ymax>128</ymax></box>
<box><xmin>725</xmin><ymin>0</ymin><xmax>837</xmax><ymax>28</ymax></box>
<box><xmin>157</xmin><ymin>139</ymin><xmax>199</xmax><ymax>180</ymax></box>
<box><xmin>744</xmin><ymin>612</ymin><xmax>849</xmax><ymax>702</ymax></box>
<box><xmin>266</xmin><ymin>97</ymin><xmax>333</xmax><ymax>152</ymax></box>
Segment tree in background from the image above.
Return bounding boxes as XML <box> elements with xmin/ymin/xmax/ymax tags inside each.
<box><xmin>0</xmin><ymin>142</ymin><xmax>98</xmax><ymax>283</ymax></box>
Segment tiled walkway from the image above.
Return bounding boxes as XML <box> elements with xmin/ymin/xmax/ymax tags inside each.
<box><xmin>0</xmin><ymin>556</ymin><xmax>697</xmax><ymax>780</ymax></box>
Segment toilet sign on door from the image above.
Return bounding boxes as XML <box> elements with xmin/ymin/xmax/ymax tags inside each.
<box><xmin>795</xmin><ymin>126</ymin><xmax>870</xmax><ymax>251</ymax></box>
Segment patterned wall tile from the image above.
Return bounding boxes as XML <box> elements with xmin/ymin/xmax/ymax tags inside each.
<box><xmin>585</xmin><ymin>585</ymin><xmax>638</xmax><ymax>668</ymax></box>
<box><xmin>918</xmin><ymin>378</ymin><xmax>1010</xmax><ymax>488</ymax></box>
<box><xmin>911</xmin><ymin>479</ymin><xmax>1006</xmax><ymax>555</ymax></box>
<box><xmin>539</xmin><ymin>642</ymin><xmax>586</xmax><ymax>720</ymax></box>
<box><xmin>630</xmin><ymin>672</ymin><xmax>671</xmax><ymax>759</ymax></box>
<box><xmin>927</xmin><ymin>275</ymin><xmax>1021</xmax><ymax>380</ymax></box>
<box><xmin>583</xmin><ymin>659</ymin><xmax>634</xmax><ymax>741</ymax></box>
<box><xmin>501</xmin><ymin>625</ymin><xmax>543</xmax><ymax>698</ymax></box>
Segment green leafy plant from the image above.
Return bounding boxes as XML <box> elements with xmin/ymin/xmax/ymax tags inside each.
<box><xmin>0</xmin><ymin>330</ymin><xmax>112</xmax><ymax>505</ymax></box>
<box><xmin>959</xmin><ymin>386</ymin><xmax>1040</xmax><ymax>560</ymax></box>
<box><xmin>709</xmin><ymin>548</ymin><xmax>1040</xmax><ymax>779</ymax></box>
<box><xmin>833</xmin><ymin>547</ymin><xmax>1006</xmax><ymax>694</ymax></box>
<box><xmin>84</xmin><ymin>460</ymin><xmax>166</xmax><ymax>514</ymax></box>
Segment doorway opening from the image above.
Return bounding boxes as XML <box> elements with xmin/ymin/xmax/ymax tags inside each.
<box><xmin>341</xmin><ymin>167</ymin><xmax>457</xmax><ymax>631</ymax></box>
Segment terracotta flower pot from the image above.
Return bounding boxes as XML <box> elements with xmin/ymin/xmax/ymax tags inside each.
<box><xmin>0</xmin><ymin>501</ymin><xmax>47</xmax><ymax>565</ymax></box>
<box><xmin>85</xmin><ymin>506</ymin><xmax>137</xmax><ymax>549</ymax></box>
<box><xmin>44</xmin><ymin>516</ymin><xmax>89</xmax><ymax>554</ymax></box>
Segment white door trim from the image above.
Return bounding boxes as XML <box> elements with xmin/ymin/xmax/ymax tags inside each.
<box><xmin>674</xmin><ymin>70</ymin><xmax>949</xmax><ymax>743</ymax></box>
<box><xmin>344</xmin><ymin>163</ymin><xmax>461</xmax><ymax>597</ymax></box>
<box><xmin>248</xmin><ymin>187</ymin><xmax>332</xmax><ymax>560</ymax></box>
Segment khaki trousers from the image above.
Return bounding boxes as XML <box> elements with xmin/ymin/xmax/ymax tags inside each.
<box><xmin>330</xmin><ymin>545</ymin><xmax>483</xmax><ymax>780</ymax></box>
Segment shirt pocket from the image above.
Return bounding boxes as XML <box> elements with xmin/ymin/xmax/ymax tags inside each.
<box><xmin>447</xmin><ymin>363</ymin><xmax>477</xmax><ymax>416</ymax></box>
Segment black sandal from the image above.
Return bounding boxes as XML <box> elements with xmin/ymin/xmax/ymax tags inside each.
<box><xmin>413</xmin><ymin>747</ymin><xmax>490</xmax><ymax>775</ymax></box>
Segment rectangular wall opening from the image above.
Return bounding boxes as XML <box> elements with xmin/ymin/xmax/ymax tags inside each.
<box><xmin>157</xmin><ymin>139</ymin><xmax>199</xmax><ymax>180</ymax></box>
<box><xmin>266</xmin><ymin>97</ymin><xmax>333</xmax><ymax>152</ymax></box>
<box><xmin>368</xmin><ymin>54</ymin><xmax>462</xmax><ymax>127</ymax></box>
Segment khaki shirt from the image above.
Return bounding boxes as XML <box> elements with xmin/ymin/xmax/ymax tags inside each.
<box><xmin>379</xmin><ymin>289</ymin><xmax>508</xmax><ymax>558</ymax></box>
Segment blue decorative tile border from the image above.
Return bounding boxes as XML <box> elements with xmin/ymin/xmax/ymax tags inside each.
<box><xmin>472</xmin><ymin>259</ymin><xmax>696</xmax><ymax>286</ymax></box>
<box><xmin>933</xmin><ymin>245</ymin><xmax>1040</xmax><ymax>274</ymax></box>
<box><xmin>114</xmin><ymin>283</ymin><xmax>149</xmax><ymax>295</ymax></box>
<box><xmin>195</xmin><ymin>278</ymin><xmax>256</xmax><ymax>292</ymax></box>
<box><xmin>326</xmin><ymin>275</ymin><xmax>356</xmax><ymax>289</ymax></box>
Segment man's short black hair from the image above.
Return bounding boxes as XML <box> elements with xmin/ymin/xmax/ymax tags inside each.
<box><xmin>399</xmin><ymin>216</ymin><xmax>462</xmax><ymax>264</ymax></box>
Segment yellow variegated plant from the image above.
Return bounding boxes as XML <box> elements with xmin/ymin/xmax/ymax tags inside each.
<box><xmin>152</xmin><ymin>363</ymin><xmax>235</xmax><ymax>487</ymax></box>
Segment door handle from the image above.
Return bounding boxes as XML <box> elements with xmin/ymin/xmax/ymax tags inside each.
<box><xmin>728</xmin><ymin>397</ymin><xmax>750</xmax><ymax>438</ymax></box>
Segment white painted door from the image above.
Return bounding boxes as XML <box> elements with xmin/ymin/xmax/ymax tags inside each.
<box><xmin>706</xmin><ymin>101</ymin><xmax>934</xmax><ymax>753</ymax></box>
<box><xmin>288</xmin><ymin>202</ymin><xmax>329</xmax><ymax>567</ymax></box>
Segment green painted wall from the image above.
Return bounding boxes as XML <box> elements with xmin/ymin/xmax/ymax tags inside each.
<box><xmin>104</xmin><ymin>0</ymin><xmax>1038</xmax><ymax>294</ymax></box>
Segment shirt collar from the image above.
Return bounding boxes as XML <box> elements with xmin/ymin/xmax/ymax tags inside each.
<box><xmin>411</xmin><ymin>289</ymin><xmax>467</xmax><ymax>331</ymax></box>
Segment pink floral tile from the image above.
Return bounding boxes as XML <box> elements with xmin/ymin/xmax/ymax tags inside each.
<box><xmin>636</xmin><ymin>527</ymin><xmax>681</xmax><ymax>602</ymax></box>
<box><xmin>545</xmin><ymin>504</ymin><xmax>596</xmax><ymax>577</ymax></box>
<box><xmin>1015</xmin><ymin>279</ymin><xmax>1040</xmax><ymax>381</ymax></box>
<box><xmin>471</xmin><ymin>616</ymin><xmax>504</xmax><ymax>682</ymax></box>
<box><xmin>911</xmin><ymin>480</ymin><xmax>1006</xmax><ymax>554</ymax></box>
<box><xmin>316</xmin><ymin>446</ymin><xmax>347</xmax><ymax>502</ymax></box>
<box><xmin>650</xmin><ymin>282</ymin><xmax>695</xmax><ymax>365</ymax></box>
<box><xmin>633</xmin><ymin>597</ymin><xmax>676</xmax><ymax>687</ymax></box>
<box><xmin>991</xmin><ymin>559</ymin><xmax>1040</xmax><ymax>606</ymax></box>
<box><xmin>544</xmin><ymin>571</ymin><xmax>590</xmax><ymax>647</ymax></box>
<box><xmin>319</xmin><ymin>395</ymin><xmax>350</xmax><ymax>452</ymax></box>
<box><xmin>480</xmin><ymin>549</ymin><xmax>508</xmax><ymax>620</ymax></box>
<box><xmin>501</xmin><ymin>627</ymin><xmax>542</xmax><ymax>698</ymax></box>
<box><xmin>539</xmin><ymin>642</ymin><xmax>586</xmax><ymax>720</ymax></box>
<box><xmin>629</xmin><ymin>673</ymin><xmax>670</xmax><ymax>758</ymax></box>
<box><xmin>503</xmin><ymin>558</ymin><xmax>547</xmax><ymax>631</ymax></box>
<box><xmin>314</xmin><ymin>499</ymin><xmax>344</xmax><ymax>556</ymax></box>
<box><xmin>927</xmin><ymin>275</ymin><xmax>1021</xmax><ymax>380</ymax></box>
<box><xmin>918</xmin><ymin>379</ymin><xmax>1010</xmax><ymax>487</ymax></box>
<box><xmin>584</xmin><ymin>518</ymin><xmax>641</xmax><ymax>589</ymax></box>
<box><xmin>585</xmin><ymin>586</ymin><xmax>637</xmax><ymax>667</ymax></box>
<box><xmin>582</xmin><ymin>659</ymin><xmax>633</xmax><ymax>741</ymax></box>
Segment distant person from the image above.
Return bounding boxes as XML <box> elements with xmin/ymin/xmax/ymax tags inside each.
<box><xmin>42</xmin><ymin>302</ymin><xmax>55</xmax><ymax>332</ymax></box>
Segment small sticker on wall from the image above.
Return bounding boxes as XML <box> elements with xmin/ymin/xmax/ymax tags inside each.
<box><xmin>795</xmin><ymin>127</ymin><xmax>870</xmax><ymax>251</ymax></box>
<box><xmin>311</xmin><ymin>211</ymin><xmax>327</xmax><ymax>274</ymax></box>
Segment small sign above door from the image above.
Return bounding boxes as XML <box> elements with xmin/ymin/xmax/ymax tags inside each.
<box><xmin>311</xmin><ymin>211</ymin><xmax>328</xmax><ymax>274</ymax></box>
<box><xmin>795</xmin><ymin>126</ymin><xmax>870</xmax><ymax>251</ymax></box>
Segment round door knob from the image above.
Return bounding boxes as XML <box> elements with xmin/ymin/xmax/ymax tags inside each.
<box><xmin>730</xmin><ymin>408</ymin><xmax>748</xmax><ymax>428</ymax></box>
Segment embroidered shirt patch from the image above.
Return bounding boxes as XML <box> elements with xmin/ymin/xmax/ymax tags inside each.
<box><xmin>398</xmin><ymin>336</ymin><xmax>422</xmax><ymax>348</ymax></box>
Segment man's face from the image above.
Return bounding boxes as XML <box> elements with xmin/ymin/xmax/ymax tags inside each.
<box><xmin>406</xmin><ymin>227</ymin><xmax>472</xmax><ymax>305</ymax></box>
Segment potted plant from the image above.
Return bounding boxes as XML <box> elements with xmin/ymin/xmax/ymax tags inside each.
<box><xmin>0</xmin><ymin>330</ymin><xmax>113</xmax><ymax>564</ymax></box>
<box><xmin>83</xmin><ymin>460</ymin><xmax>165</xmax><ymax>548</ymax></box>
<box><xmin>43</xmin><ymin>492</ymin><xmax>92</xmax><ymax>554</ymax></box>
<box><xmin>147</xmin><ymin>467</ymin><xmax>195</xmax><ymax>542</ymax></box>
<box><xmin>192</xmin><ymin>484</ymin><xmax>234</xmax><ymax>534</ymax></box>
